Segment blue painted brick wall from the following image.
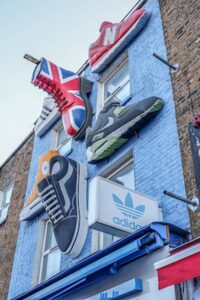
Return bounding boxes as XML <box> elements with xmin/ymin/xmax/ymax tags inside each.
<box><xmin>8</xmin><ymin>0</ymin><xmax>190</xmax><ymax>298</ymax></box>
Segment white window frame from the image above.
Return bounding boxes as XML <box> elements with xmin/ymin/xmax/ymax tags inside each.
<box><xmin>92</xmin><ymin>152</ymin><xmax>134</xmax><ymax>253</ymax></box>
<box><xmin>96</xmin><ymin>52</ymin><xmax>130</xmax><ymax>115</ymax></box>
<box><xmin>103</xmin><ymin>59</ymin><xmax>130</xmax><ymax>103</ymax></box>
<box><xmin>106</xmin><ymin>157</ymin><xmax>135</xmax><ymax>190</ymax></box>
<box><xmin>52</xmin><ymin>121</ymin><xmax>72</xmax><ymax>156</ymax></box>
<box><xmin>0</xmin><ymin>183</ymin><xmax>14</xmax><ymax>225</ymax></box>
<box><xmin>55</xmin><ymin>125</ymin><xmax>70</xmax><ymax>150</ymax></box>
<box><xmin>38</xmin><ymin>219</ymin><xmax>61</xmax><ymax>283</ymax></box>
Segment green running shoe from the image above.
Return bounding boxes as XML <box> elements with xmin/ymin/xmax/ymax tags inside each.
<box><xmin>86</xmin><ymin>97</ymin><xmax>164</xmax><ymax>163</ymax></box>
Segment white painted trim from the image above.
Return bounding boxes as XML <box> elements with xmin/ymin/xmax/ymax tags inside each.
<box><xmin>99</xmin><ymin>52</ymin><xmax>128</xmax><ymax>83</ymax></box>
<box><xmin>96</xmin><ymin>54</ymin><xmax>129</xmax><ymax>117</ymax></box>
<box><xmin>38</xmin><ymin>220</ymin><xmax>61</xmax><ymax>284</ymax></box>
<box><xmin>52</xmin><ymin>124</ymin><xmax>72</xmax><ymax>156</ymax></box>
<box><xmin>100</xmin><ymin>150</ymin><xmax>134</xmax><ymax>179</ymax></box>
<box><xmin>35</xmin><ymin>107</ymin><xmax>60</xmax><ymax>137</ymax></box>
<box><xmin>154</xmin><ymin>243</ymin><xmax>200</xmax><ymax>270</ymax></box>
<box><xmin>0</xmin><ymin>183</ymin><xmax>14</xmax><ymax>224</ymax></box>
<box><xmin>32</xmin><ymin>218</ymin><xmax>46</xmax><ymax>287</ymax></box>
<box><xmin>55</xmin><ymin>126</ymin><xmax>70</xmax><ymax>149</ymax></box>
<box><xmin>107</xmin><ymin>157</ymin><xmax>134</xmax><ymax>179</ymax></box>
<box><xmin>20</xmin><ymin>197</ymin><xmax>44</xmax><ymax>221</ymax></box>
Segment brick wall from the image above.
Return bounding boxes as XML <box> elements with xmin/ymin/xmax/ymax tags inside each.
<box><xmin>0</xmin><ymin>132</ymin><xmax>34</xmax><ymax>300</ymax></box>
<box><xmin>160</xmin><ymin>0</ymin><xmax>200</xmax><ymax>237</ymax></box>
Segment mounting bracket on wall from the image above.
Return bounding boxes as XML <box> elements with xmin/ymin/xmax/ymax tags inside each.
<box><xmin>163</xmin><ymin>190</ymin><xmax>199</xmax><ymax>212</ymax></box>
<box><xmin>153</xmin><ymin>53</ymin><xmax>179</xmax><ymax>73</ymax></box>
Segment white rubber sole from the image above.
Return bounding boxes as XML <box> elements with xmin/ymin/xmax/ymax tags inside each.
<box><xmin>92</xmin><ymin>11</ymin><xmax>151</xmax><ymax>73</ymax></box>
<box><xmin>20</xmin><ymin>197</ymin><xmax>44</xmax><ymax>221</ymax></box>
<box><xmin>87</xmin><ymin>99</ymin><xmax>162</xmax><ymax>162</ymax></box>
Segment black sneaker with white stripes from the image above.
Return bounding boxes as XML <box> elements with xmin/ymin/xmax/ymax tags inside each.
<box><xmin>37</xmin><ymin>155</ymin><xmax>88</xmax><ymax>257</ymax></box>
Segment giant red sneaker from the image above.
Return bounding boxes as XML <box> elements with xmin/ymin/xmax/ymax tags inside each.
<box><xmin>32</xmin><ymin>58</ymin><xmax>93</xmax><ymax>140</ymax></box>
<box><xmin>89</xmin><ymin>9</ymin><xmax>151</xmax><ymax>73</ymax></box>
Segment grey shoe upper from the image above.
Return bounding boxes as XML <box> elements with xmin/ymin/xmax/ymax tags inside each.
<box><xmin>86</xmin><ymin>97</ymin><xmax>163</xmax><ymax>147</ymax></box>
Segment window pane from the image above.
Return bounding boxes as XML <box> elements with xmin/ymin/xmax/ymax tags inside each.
<box><xmin>104</xmin><ymin>61</ymin><xmax>130</xmax><ymax>102</ymax></box>
<box><xmin>44</xmin><ymin>222</ymin><xmax>57</xmax><ymax>251</ymax></box>
<box><xmin>2</xmin><ymin>185</ymin><xmax>13</xmax><ymax>206</ymax></box>
<box><xmin>41</xmin><ymin>249</ymin><xmax>61</xmax><ymax>281</ymax></box>
<box><xmin>114</xmin><ymin>82</ymin><xmax>130</xmax><ymax>102</ymax></box>
<box><xmin>0</xmin><ymin>206</ymin><xmax>9</xmax><ymax>223</ymax></box>
<box><xmin>59</xmin><ymin>139</ymin><xmax>72</xmax><ymax>156</ymax></box>
<box><xmin>44</xmin><ymin>222</ymin><xmax>53</xmax><ymax>251</ymax></box>
<box><xmin>57</xmin><ymin>127</ymin><xmax>68</xmax><ymax>147</ymax></box>
<box><xmin>51</xmin><ymin>229</ymin><xmax>57</xmax><ymax>248</ymax></box>
<box><xmin>99</xmin><ymin>232</ymin><xmax>113</xmax><ymax>249</ymax></box>
<box><xmin>109</xmin><ymin>162</ymin><xmax>134</xmax><ymax>190</ymax></box>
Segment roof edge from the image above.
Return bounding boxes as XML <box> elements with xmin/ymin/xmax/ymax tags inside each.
<box><xmin>0</xmin><ymin>130</ymin><xmax>34</xmax><ymax>170</ymax></box>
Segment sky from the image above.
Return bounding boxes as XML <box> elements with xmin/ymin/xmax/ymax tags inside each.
<box><xmin>0</xmin><ymin>0</ymin><xmax>137</xmax><ymax>165</ymax></box>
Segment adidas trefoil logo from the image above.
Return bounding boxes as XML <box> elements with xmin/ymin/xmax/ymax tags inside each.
<box><xmin>112</xmin><ymin>192</ymin><xmax>145</xmax><ymax>219</ymax></box>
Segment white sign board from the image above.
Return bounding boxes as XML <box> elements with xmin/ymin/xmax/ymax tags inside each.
<box><xmin>89</xmin><ymin>177</ymin><xmax>162</xmax><ymax>237</ymax></box>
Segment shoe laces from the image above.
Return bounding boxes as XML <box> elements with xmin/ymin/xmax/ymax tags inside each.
<box><xmin>39</xmin><ymin>184</ymin><xmax>65</xmax><ymax>225</ymax></box>
<box><xmin>34</xmin><ymin>75</ymin><xmax>68</xmax><ymax>112</ymax></box>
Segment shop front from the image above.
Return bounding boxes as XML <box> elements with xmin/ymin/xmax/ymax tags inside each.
<box><xmin>13</xmin><ymin>222</ymin><xmax>188</xmax><ymax>300</ymax></box>
<box><xmin>155</xmin><ymin>238</ymin><xmax>200</xmax><ymax>299</ymax></box>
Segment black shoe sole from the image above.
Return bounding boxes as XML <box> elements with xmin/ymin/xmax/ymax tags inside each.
<box><xmin>73</xmin><ymin>77</ymin><xmax>93</xmax><ymax>140</ymax></box>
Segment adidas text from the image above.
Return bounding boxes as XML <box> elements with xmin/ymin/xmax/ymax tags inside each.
<box><xmin>113</xmin><ymin>216</ymin><xmax>142</xmax><ymax>231</ymax></box>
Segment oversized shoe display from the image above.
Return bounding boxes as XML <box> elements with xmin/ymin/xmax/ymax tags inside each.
<box><xmin>38</xmin><ymin>155</ymin><xmax>88</xmax><ymax>258</ymax></box>
<box><xmin>89</xmin><ymin>9</ymin><xmax>151</xmax><ymax>73</ymax></box>
<box><xmin>86</xmin><ymin>97</ymin><xmax>164</xmax><ymax>163</ymax></box>
<box><xmin>32</xmin><ymin>57</ymin><xmax>93</xmax><ymax>140</ymax></box>
<box><xmin>20</xmin><ymin>150</ymin><xmax>59</xmax><ymax>221</ymax></box>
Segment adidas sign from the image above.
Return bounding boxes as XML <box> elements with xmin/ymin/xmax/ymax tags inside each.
<box><xmin>113</xmin><ymin>217</ymin><xmax>141</xmax><ymax>231</ymax></box>
<box><xmin>112</xmin><ymin>192</ymin><xmax>145</xmax><ymax>219</ymax></box>
<box><xmin>88</xmin><ymin>177</ymin><xmax>161</xmax><ymax>237</ymax></box>
<box><xmin>112</xmin><ymin>192</ymin><xmax>145</xmax><ymax>232</ymax></box>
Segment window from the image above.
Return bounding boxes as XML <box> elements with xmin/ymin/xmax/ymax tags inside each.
<box><xmin>107</xmin><ymin>158</ymin><xmax>135</xmax><ymax>190</ymax></box>
<box><xmin>0</xmin><ymin>183</ymin><xmax>14</xmax><ymax>224</ymax></box>
<box><xmin>56</xmin><ymin>126</ymin><xmax>70</xmax><ymax>149</ymax></box>
<box><xmin>38</xmin><ymin>221</ymin><xmax>61</xmax><ymax>283</ymax></box>
<box><xmin>53</xmin><ymin>124</ymin><xmax>72</xmax><ymax>156</ymax></box>
<box><xmin>104</xmin><ymin>60</ymin><xmax>130</xmax><ymax>104</ymax></box>
<box><xmin>96</xmin><ymin>55</ymin><xmax>130</xmax><ymax>114</ymax></box>
<box><xmin>92</xmin><ymin>155</ymin><xmax>134</xmax><ymax>252</ymax></box>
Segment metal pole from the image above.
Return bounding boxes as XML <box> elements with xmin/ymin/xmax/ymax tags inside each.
<box><xmin>163</xmin><ymin>190</ymin><xmax>196</xmax><ymax>206</ymax></box>
<box><xmin>153</xmin><ymin>53</ymin><xmax>177</xmax><ymax>71</ymax></box>
<box><xmin>24</xmin><ymin>54</ymin><xmax>40</xmax><ymax>65</ymax></box>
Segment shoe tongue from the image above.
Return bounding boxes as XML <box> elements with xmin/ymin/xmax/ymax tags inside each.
<box><xmin>102</xmin><ymin>100</ymin><xmax>120</xmax><ymax>112</ymax></box>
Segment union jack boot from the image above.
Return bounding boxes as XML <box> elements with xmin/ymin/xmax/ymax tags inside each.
<box><xmin>37</xmin><ymin>155</ymin><xmax>88</xmax><ymax>257</ymax></box>
<box><xmin>32</xmin><ymin>58</ymin><xmax>93</xmax><ymax>140</ymax></box>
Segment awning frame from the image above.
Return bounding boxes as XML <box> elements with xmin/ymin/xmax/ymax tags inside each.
<box><xmin>13</xmin><ymin>222</ymin><xmax>188</xmax><ymax>300</ymax></box>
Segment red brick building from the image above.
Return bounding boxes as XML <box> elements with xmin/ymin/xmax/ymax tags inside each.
<box><xmin>160</xmin><ymin>0</ymin><xmax>200</xmax><ymax>236</ymax></box>
<box><xmin>0</xmin><ymin>131</ymin><xmax>34</xmax><ymax>300</ymax></box>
